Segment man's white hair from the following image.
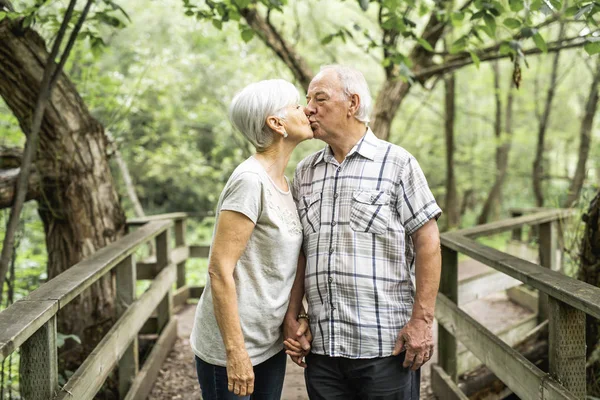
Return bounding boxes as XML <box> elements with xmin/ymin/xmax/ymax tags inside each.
<box><xmin>320</xmin><ymin>65</ymin><xmax>372</xmax><ymax>124</ymax></box>
<box><xmin>229</xmin><ymin>79</ymin><xmax>299</xmax><ymax>151</ymax></box>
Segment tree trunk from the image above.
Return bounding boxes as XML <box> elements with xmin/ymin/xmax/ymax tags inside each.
<box><xmin>578</xmin><ymin>189</ymin><xmax>600</xmax><ymax>391</ymax></box>
<box><xmin>478</xmin><ymin>62</ymin><xmax>514</xmax><ymax>224</ymax></box>
<box><xmin>563</xmin><ymin>60</ymin><xmax>600</xmax><ymax>208</ymax></box>
<box><xmin>444</xmin><ymin>73</ymin><xmax>460</xmax><ymax>229</ymax></box>
<box><xmin>532</xmin><ymin>24</ymin><xmax>565</xmax><ymax>207</ymax></box>
<box><xmin>370</xmin><ymin>80</ymin><xmax>412</xmax><ymax>140</ymax></box>
<box><xmin>0</xmin><ymin>19</ymin><xmax>125</xmax><ymax>354</ymax></box>
<box><xmin>579</xmin><ymin>190</ymin><xmax>600</xmax><ymax>355</ymax></box>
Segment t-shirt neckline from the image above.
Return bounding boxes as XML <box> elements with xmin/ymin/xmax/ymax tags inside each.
<box><xmin>249</xmin><ymin>156</ymin><xmax>291</xmax><ymax>195</ymax></box>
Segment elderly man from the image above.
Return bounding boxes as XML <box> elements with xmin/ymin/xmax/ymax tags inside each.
<box><xmin>284</xmin><ymin>65</ymin><xmax>442</xmax><ymax>400</ymax></box>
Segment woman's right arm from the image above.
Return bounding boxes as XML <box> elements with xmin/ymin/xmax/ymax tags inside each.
<box><xmin>208</xmin><ymin>210</ymin><xmax>256</xmax><ymax>397</ymax></box>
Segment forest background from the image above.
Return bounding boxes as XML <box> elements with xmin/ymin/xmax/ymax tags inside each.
<box><xmin>0</xmin><ymin>0</ymin><xmax>599</xmax><ymax>397</ymax></box>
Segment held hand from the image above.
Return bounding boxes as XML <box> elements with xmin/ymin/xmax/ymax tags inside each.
<box><xmin>392</xmin><ymin>318</ymin><xmax>434</xmax><ymax>371</ymax></box>
<box><xmin>283</xmin><ymin>316</ymin><xmax>312</xmax><ymax>368</ymax></box>
<box><xmin>226</xmin><ymin>349</ymin><xmax>255</xmax><ymax>396</ymax></box>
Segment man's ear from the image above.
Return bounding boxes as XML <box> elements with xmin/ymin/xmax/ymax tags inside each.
<box><xmin>348</xmin><ymin>94</ymin><xmax>360</xmax><ymax>118</ymax></box>
<box><xmin>266</xmin><ymin>115</ymin><xmax>285</xmax><ymax>135</ymax></box>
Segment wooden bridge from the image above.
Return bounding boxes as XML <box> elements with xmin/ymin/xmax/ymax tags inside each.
<box><xmin>0</xmin><ymin>208</ymin><xmax>597</xmax><ymax>399</ymax></box>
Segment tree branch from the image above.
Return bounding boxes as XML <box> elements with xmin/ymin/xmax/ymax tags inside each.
<box><xmin>0</xmin><ymin>168</ymin><xmax>41</xmax><ymax>209</ymax></box>
<box><xmin>239</xmin><ymin>6</ymin><xmax>314</xmax><ymax>90</ymax></box>
<box><xmin>413</xmin><ymin>39</ymin><xmax>587</xmax><ymax>80</ymax></box>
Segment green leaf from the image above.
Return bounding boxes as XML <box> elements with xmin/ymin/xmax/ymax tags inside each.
<box><xmin>22</xmin><ymin>14</ymin><xmax>33</xmax><ymax>27</ymax></box>
<box><xmin>520</xmin><ymin>26</ymin><xmax>538</xmax><ymax>38</ymax></box>
<box><xmin>499</xmin><ymin>42</ymin><xmax>513</xmax><ymax>55</ymax></box>
<box><xmin>417</xmin><ymin>38</ymin><xmax>433</xmax><ymax>51</ymax></box>
<box><xmin>212</xmin><ymin>18</ymin><xmax>222</xmax><ymax>30</ymax></box>
<box><xmin>321</xmin><ymin>34</ymin><xmax>334</xmax><ymax>45</ymax></box>
<box><xmin>584</xmin><ymin>41</ymin><xmax>600</xmax><ymax>55</ymax></box>
<box><xmin>533</xmin><ymin>32</ymin><xmax>547</xmax><ymax>52</ymax></box>
<box><xmin>241</xmin><ymin>28</ymin><xmax>254</xmax><ymax>43</ymax></box>
<box><xmin>530</xmin><ymin>0</ymin><xmax>543</xmax><ymax>11</ymax></box>
<box><xmin>549</xmin><ymin>0</ymin><xmax>561</xmax><ymax>11</ymax></box>
<box><xmin>450</xmin><ymin>37</ymin><xmax>468</xmax><ymax>53</ymax></box>
<box><xmin>469</xmin><ymin>51</ymin><xmax>481</xmax><ymax>68</ymax></box>
<box><xmin>451</xmin><ymin>11</ymin><xmax>465</xmax><ymax>26</ymax></box>
<box><xmin>503</xmin><ymin>18</ymin><xmax>521</xmax><ymax>29</ymax></box>
<box><xmin>452</xmin><ymin>11</ymin><xmax>465</xmax><ymax>20</ymax></box>
<box><xmin>0</xmin><ymin>12</ymin><xmax>6</xmax><ymax>20</ymax></box>
<box><xmin>565</xmin><ymin>5</ymin><xmax>579</xmax><ymax>16</ymax></box>
<box><xmin>471</xmin><ymin>10</ymin><xmax>485</xmax><ymax>20</ymax></box>
<box><xmin>483</xmin><ymin>13</ymin><xmax>496</xmax><ymax>34</ymax></box>
<box><xmin>509</xmin><ymin>0</ymin><xmax>524</xmax><ymax>12</ymax></box>
<box><xmin>233</xmin><ymin>0</ymin><xmax>252</xmax><ymax>8</ymax></box>
<box><xmin>483</xmin><ymin>13</ymin><xmax>496</xmax><ymax>37</ymax></box>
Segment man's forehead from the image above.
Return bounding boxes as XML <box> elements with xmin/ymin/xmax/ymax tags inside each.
<box><xmin>307</xmin><ymin>72</ymin><xmax>342</xmax><ymax>96</ymax></box>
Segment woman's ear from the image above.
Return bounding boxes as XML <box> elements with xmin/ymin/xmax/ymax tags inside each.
<box><xmin>266</xmin><ymin>115</ymin><xmax>286</xmax><ymax>136</ymax></box>
<box><xmin>348</xmin><ymin>94</ymin><xmax>360</xmax><ymax>118</ymax></box>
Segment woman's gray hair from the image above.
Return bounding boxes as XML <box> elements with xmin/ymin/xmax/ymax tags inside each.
<box><xmin>320</xmin><ymin>65</ymin><xmax>372</xmax><ymax>124</ymax></box>
<box><xmin>229</xmin><ymin>79</ymin><xmax>299</xmax><ymax>151</ymax></box>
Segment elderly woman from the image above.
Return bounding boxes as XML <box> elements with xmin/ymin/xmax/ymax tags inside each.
<box><xmin>190</xmin><ymin>79</ymin><xmax>313</xmax><ymax>400</ymax></box>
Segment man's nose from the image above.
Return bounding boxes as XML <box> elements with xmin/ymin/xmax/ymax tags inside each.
<box><xmin>304</xmin><ymin>103</ymin><xmax>315</xmax><ymax>116</ymax></box>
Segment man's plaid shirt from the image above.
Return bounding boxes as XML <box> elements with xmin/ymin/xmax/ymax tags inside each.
<box><xmin>292</xmin><ymin>129</ymin><xmax>442</xmax><ymax>359</ymax></box>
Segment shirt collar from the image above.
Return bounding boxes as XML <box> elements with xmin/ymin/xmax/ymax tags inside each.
<box><xmin>311</xmin><ymin>128</ymin><xmax>380</xmax><ymax>167</ymax></box>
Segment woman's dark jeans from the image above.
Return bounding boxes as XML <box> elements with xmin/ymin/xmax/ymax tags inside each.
<box><xmin>195</xmin><ymin>350</ymin><xmax>286</xmax><ymax>400</ymax></box>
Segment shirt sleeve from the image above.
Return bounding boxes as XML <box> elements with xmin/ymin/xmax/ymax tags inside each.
<box><xmin>220</xmin><ymin>172</ymin><xmax>263</xmax><ymax>224</ymax></box>
<box><xmin>396</xmin><ymin>156</ymin><xmax>442</xmax><ymax>235</ymax></box>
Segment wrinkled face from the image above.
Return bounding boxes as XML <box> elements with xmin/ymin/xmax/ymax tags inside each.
<box><xmin>280</xmin><ymin>104</ymin><xmax>313</xmax><ymax>142</ymax></box>
<box><xmin>304</xmin><ymin>70</ymin><xmax>349</xmax><ymax>142</ymax></box>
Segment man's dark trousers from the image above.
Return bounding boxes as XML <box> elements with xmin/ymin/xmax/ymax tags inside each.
<box><xmin>304</xmin><ymin>351</ymin><xmax>420</xmax><ymax>400</ymax></box>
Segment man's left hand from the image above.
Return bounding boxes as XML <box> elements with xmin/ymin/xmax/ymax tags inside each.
<box><xmin>392</xmin><ymin>318</ymin><xmax>434</xmax><ymax>370</ymax></box>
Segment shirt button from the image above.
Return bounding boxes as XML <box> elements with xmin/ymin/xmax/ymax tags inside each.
<box><xmin>337</xmin><ymin>166</ymin><xmax>342</xmax><ymax>172</ymax></box>
<box><xmin>331</xmin><ymin>221</ymin><xmax>336</xmax><ymax>227</ymax></box>
<box><xmin>328</xmin><ymin>276</ymin><xmax>333</xmax><ymax>283</ymax></box>
<box><xmin>334</xmin><ymin>193</ymin><xmax>339</xmax><ymax>199</ymax></box>
<box><xmin>329</xmin><ymin>247</ymin><xmax>334</xmax><ymax>254</ymax></box>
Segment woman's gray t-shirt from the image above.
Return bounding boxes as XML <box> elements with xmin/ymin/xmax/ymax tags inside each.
<box><xmin>190</xmin><ymin>156</ymin><xmax>303</xmax><ymax>366</ymax></box>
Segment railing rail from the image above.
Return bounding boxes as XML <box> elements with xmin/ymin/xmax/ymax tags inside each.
<box><xmin>433</xmin><ymin>208</ymin><xmax>589</xmax><ymax>400</ymax></box>
<box><xmin>0</xmin><ymin>218</ymin><xmax>185</xmax><ymax>400</ymax></box>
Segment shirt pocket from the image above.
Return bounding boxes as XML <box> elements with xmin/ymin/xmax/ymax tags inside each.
<box><xmin>350</xmin><ymin>190</ymin><xmax>391</xmax><ymax>234</ymax></box>
<box><xmin>298</xmin><ymin>192</ymin><xmax>322</xmax><ymax>234</ymax></box>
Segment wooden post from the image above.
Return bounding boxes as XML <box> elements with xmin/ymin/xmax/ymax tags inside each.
<box><xmin>175</xmin><ymin>218</ymin><xmax>187</xmax><ymax>289</ymax></box>
<box><xmin>156</xmin><ymin>230</ymin><xmax>172</xmax><ymax>332</ymax></box>
<box><xmin>116</xmin><ymin>255</ymin><xmax>139</xmax><ymax>398</ymax></box>
<box><xmin>439</xmin><ymin>245</ymin><xmax>458</xmax><ymax>382</ymax></box>
<box><xmin>19</xmin><ymin>316</ymin><xmax>58</xmax><ymax>400</ymax></box>
<box><xmin>538</xmin><ymin>221</ymin><xmax>557</xmax><ymax>322</ymax></box>
<box><xmin>510</xmin><ymin>210</ymin><xmax>523</xmax><ymax>241</ymax></box>
<box><xmin>548</xmin><ymin>298</ymin><xmax>586</xmax><ymax>399</ymax></box>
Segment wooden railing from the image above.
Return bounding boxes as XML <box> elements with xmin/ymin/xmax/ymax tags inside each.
<box><xmin>432</xmin><ymin>208</ymin><xmax>596</xmax><ymax>400</ymax></box>
<box><xmin>0</xmin><ymin>212</ymin><xmax>210</xmax><ymax>400</ymax></box>
<box><xmin>2</xmin><ymin>208</ymin><xmax>594</xmax><ymax>399</ymax></box>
